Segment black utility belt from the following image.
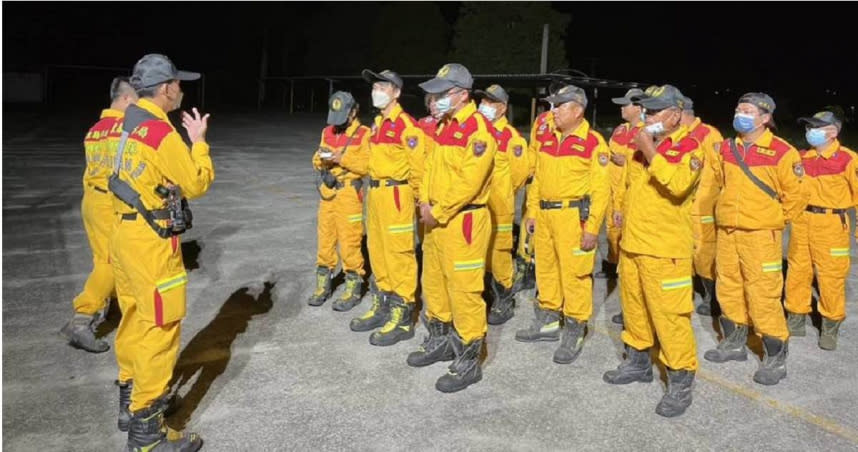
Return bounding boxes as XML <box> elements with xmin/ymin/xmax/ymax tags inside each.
<box><xmin>121</xmin><ymin>209</ymin><xmax>170</xmax><ymax>222</ymax></box>
<box><xmin>539</xmin><ymin>199</ymin><xmax>583</xmax><ymax>210</ymax></box>
<box><xmin>335</xmin><ymin>180</ymin><xmax>363</xmax><ymax>190</ymax></box>
<box><xmin>460</xmin><ymin>204</ymin><xmax>486</xmax><ymax>212</ymax></box>
<box><xmin>806</xmin><ymin>205</ymin><xmax>848</xmax><ymax>215</ymax></box>
<box><xmin>369</xmin><ymin>178</ymin><xmax>408</xmax><ymax>188</ymax></box>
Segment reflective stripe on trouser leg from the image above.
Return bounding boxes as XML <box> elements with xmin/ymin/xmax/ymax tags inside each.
<box><xmin>691</xmin><ymin>216</ymin><xmax>717</xmax><ymax>280</ymax></box>
<box><xmin>73</xmin><ymin>192</ymin><xmax>115</xmax><ymax>315</ymax></box>
<box><xmin>548</xmin><ymin>207</ymin><xmax>594</xmax><ymax>321</ymax></box>
<box><xmin>444</xmin><ymin>209</ymin><xmax>490</xmax><ymax>343</ymax></box>
<box><xmin>716</xmin><ymin>227</ymin><xmax>750</xmax><ymax>326</ymax></box>
<box><xmin>812</xmin><ymin>214</ymin><xmax>850</xmax><ymax>321</ymax></box>
<box><xmin>639</xmin><ymin>255</ymin><xmax>697</xmax><ymax>371</ymax></box>
<box><xmin>488</xmin><ymin>214</ymin><xmax>514</xmax><ymax>289</ymax></box>
<box><xmin>372</xmin><ymin>184</ymin><xmax>417</xmax><ymax>301</ymax></box>
<box><xmin>422</xmin><ymin>226</ymin><xmax>452</xmax><ymax>323</ymax></box>
<box><xmin>619</xmin><ymin>250</ymin><xmax>656</xmax><ymax>351</ymax></box>
<box><xmin>315</xmin><ymin>198</ymin><xmax>338</xmax><ymax>270</ymax></box>
<box><xmin>738</xmin><ymin>229</ymin><xmax>788</xmax><ymax>341</ymax></box>
<box><xmin>785</xmin><ymin>213</ymin><xmax>814</xmax><ymax>315</ymax></box>
<box><xmin>535</xmin><ymin>207</ymin><xmax>562</xmax><ymax>313</ymax></box>
<box><xmin>335</xmin><ymin>186</ymin><xmax>365</xmax><ymax>275</ymax></box>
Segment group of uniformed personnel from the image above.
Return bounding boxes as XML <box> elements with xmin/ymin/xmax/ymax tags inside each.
<box><xmin>65</xmin><ymin>53</ymin><xmax>211</xmax><ymax>451</ymax></box>
<box><xmin>310</xmin><ymin>63</ymin><xmax>857</xmax><ymax>416</ymax></box>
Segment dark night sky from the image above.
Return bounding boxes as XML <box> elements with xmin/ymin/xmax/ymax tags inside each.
<box><xmin>4</xmin><ymin>1</ymin><xmax>857</xmax><ymax>128</ymax></box>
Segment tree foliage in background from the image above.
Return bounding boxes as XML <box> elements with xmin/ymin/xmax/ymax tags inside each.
<box><xmin>448</xmin><ymin>2</ymin><xmax>571</xmax><ymax>74</ymax></box>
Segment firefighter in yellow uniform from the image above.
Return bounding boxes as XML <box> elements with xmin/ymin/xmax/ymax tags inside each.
<box><xmin>602</xmin><ymin>85</ymin><xmax>703</xmax><ymax>418</ymax></box>
<box><xmin>416</xmin><ymin>93</ymin><xmax>442</xmax><ymax>246</ymax></box>
<box><xmin>308</xmin><ymin>91</ymin><xmax>370</xmax><ymax>312</ymax></box>
<box><xmin>679</xmin><ymin>96</ymin><xmax>724</xmax><ymax>316</ymax></box>
<box><xmin>511</xmin><ymin>109</ymin><xmax>553</xmax><ymax>294</ymax></box>
<box><xmin>599</xmin><ymin>88</ymin><xmax>645</xmax><ymax>282</ymax></box>
<box><xmin>785</xmin><ymin>111</ymin><xmax>858</xmax><ymax>350</ymax></box>
<box><xmin>407</xmin><ymin>64</ymin><xmax>495</xmax><ymax>393</ymax></box>
<box><xmin>702</xmin><ymin>92</ymin><xmax>807</xmax><ymax>386</ymax></box>
<box><xmin>61</xmin><ymin>77</ymin><xmax>137</xmax><ymax>353</ymax></box>
<box><xmin>350</xmin><ymin>69</ymin><xmax>425</xmax><ymax>348</ymax></box>
<box><xmin>475</xmin><ymin>84</ymin><xmax>529</xmax><ymax>324</ymax></box>
<box><xmin>109</xmin><ymin>54</ymin><xmax>211</xmax><ymax>451</ymax></box>
<box><xmin>603</xmin><ymin>89</ymin><xmax>645</xmax><ymax>325</ymax></box>
<box><xmin>514</xmin><ymin>85</ymin><xmax>610</xmax><ymax>366</ymax></box>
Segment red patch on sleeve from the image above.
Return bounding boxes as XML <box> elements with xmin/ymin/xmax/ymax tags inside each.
<box><xmin>462</xmin><ymin>212</ymin><xmax>473</xmax><ymax>245</ymax></box>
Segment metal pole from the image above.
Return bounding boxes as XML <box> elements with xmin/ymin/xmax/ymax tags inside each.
<box><xmin>540</xmin><ymin>24</ymin><xmax>549</xmax><ymax>74</ymax></box>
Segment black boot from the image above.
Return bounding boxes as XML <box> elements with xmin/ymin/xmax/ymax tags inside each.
<box><xmin>553</xmin><ymin>317</ymin><xmax>587</xmax><ymax>364</ymax></box>
<box><xmin>787</xmin><ymin>312</ymin><xmax>807</xmax><ymax>337</ymax></box>
<box><xmin>656</xmin><ymin>369</ymin><xmax>695</xmax><ymax>417</ymax></box>
<box><xmin>117</xmin><ymin>380</ymin><xmax>132</xmax><ymax>432</ymax></box>
<box><xmin>435</xmin><ymin>333</ymin><xmax>483</xmax><ymax>393</ymax></box>
<box><xmin>487</xmin><ymin>278</ymin><xmax>515</xmax><ymax>325</ymax></box>
<box><xmin>332</xmin><ymin>271</ymin><xmax>363</xmax><ymax>312</ymax></box>
<box><xmin>125</xmin><ymin>397</ymin><xmax>202</xmax><ymax>452</ymax></box>
<box><xmin>407</xmin><ymin>315</ymin><xmax>454</xmax><ymax>367</ymax></box>
<box><xmin>594</xmin><ymin>261</ymin><xmax>618</xmax><ymax>279</ymax></box>
<box><xmin>603</xmin><ymin>345</ymin><xmax>654</xmax><ymax>384</ymax></box>
<box><xmin>60</xmin><ymin>313</ymin><xmax>110</xmax><ymax>353</ymax></box>
<box><xmin>695</xmin><ymin>277</ymin><xmax>716</xmax><ymax>316</ymax></box>
<box><xmin>307</xmin><ymin>266</ymin><xmax>333</xmax><ymax>306</ymax></box>
<box><xmin>611</xmin><ymin>312</ymin><xmax>624</xmax><ymax>325</ymax></box>
<box><xmin>753</xmin><ymin>336</ymin><xmax>788</xmax><ymax>386</ymax></box>
<box><xmin>349</xmin><ymin>282</ymin><xmax>389</xmax><ymax>332</ymax></box>
<box><xmin>515</xmin><ymin>302</ymin><xmax>561</xmax><ymax>342</ymax></box>
<box><xmin>819</xmin><ymin>317</ymin><xmax>843</xmax><ymax>351</ymax></box>
<box><xmin>369</xmin><ymin>296</ymin><xmax>415</xmax><ymax>346</ymax></box>
<box><xmin>703</xmin><ymin>316</ymin><xmax>749</xmax><ymax>363</ymax></box>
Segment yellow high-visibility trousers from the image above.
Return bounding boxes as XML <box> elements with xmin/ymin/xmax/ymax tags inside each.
<box><xmin>785</xmin><ymin>211</ymin><xmax>851</xmax><ymax>321</ymax></box>
<box><xmin>111</xmin><ymin>215</ymin><xmax>186</xmax><ymax>412</ymax></box>
<box><xmin>619</xmin><ymin>251</ymin><xmax>697</xmax><ymax>371</ymax></box>
<box><xmin>422</xmin><ymin>207</ymin><xmax>490</xmax><ymax>343</ymax></box>
<box><xmin>72</xmin><ymin>188</ymin><xmax>115</xmax><ymax>315</ymax></box>
<box><xmin>534</xmin><ymin>205</ymin><xmax>595</xmax><ymax>322</ymax></box>
<box><xmin>606</xmin><ymin>212</ymin><xmax>622</xmax><ymax>265</ymax></box>
<box><xmin>716</xmin><ymin>228</ymin><xmax>789</xmax><ymax>341</ymax></box>
<box><xmin>316</xmin><ymin>184</ymin><xmax>365</xmax><ymax>275</ymax></box>
<box><xmin>367</xmin><ymin>182</ymin><xmax>417</xmax><ymax>302</ymax></box>
<box><xmin>692</xmin><ymin>215</ymin><xmax>717</xmax><ymax>280</ymax></box>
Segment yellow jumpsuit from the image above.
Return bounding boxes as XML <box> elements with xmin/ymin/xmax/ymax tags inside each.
<box><xmin>705</xmin><ymin>129</ymin><xmax>807</xmax><ymax>341</ymax></box>
<box><xmin>619</xmin><ymin>126</ymin><xmax>703</xmax><ymax>371</ymax></box>
<box><xmin>606</xmin><ymin>122</ymin><xmax>641</xmax><ymax>265</ymax></box>
<box><xmin>74</xmin><ymin>109</ymin><xmax>123</xmax><ymax>315</ymax></box>
<box><xmin>526</xmin><ymin>119</ymin><xmax>610</xmax><ymax>322</ymax></box>
<box><xmin>312</xmin><ymin>120</ymin><xmax>370</xmax><ymax>275</ymax></box>
<box><xmin>517</xmin><ymin>111</ymin><xmax>553</xmax><ymax>262</ymax></box>
<box><xmin>785</xmin><ymin>141</ymin><xmax>858</xmax><ymax>321</ymax></box>
<box><xmin>421</xmin><ymin>101</ymin><xmax>496</xmax><ymax>343</ymax></box>
<box><xmin>687</xmin><ymin>118</ymin><xmax>724</xmax><ymax>280</ymax></box>
<box><xmin>365</xmin><ymin>103</ymin><xmax>424</xmax><ymax>304</ymax></box>
<box><xmin>110</xmin><ymin>98</ymin><xmax>215</xmax><ymax>412</ymax></box>
<box><xmin>485</xmin><ymin>116</ymin><xmax>522</xmax><ymax>290</ymax></box>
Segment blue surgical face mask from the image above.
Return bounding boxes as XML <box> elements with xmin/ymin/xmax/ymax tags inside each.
<box><xmin>436</xmin><ymin>95</ymin><xmax>452</xmax><ymax>114</ymax></box>
<box><xmin>733</xmin><ymin>113</ymin><xmax>757</xmax><ymax>134</ymax></box>
<box><xmin>478</xmin><ymin>104</ymin><xmax>497</xmax><ymax>121</ymax></box>
<box><xmin>806</xmin><ymin>128</ymin><xmax>828</xmax><ymax>147</ymax></box>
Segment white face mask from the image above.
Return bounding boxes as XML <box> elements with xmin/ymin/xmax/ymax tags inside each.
<box><xmin>478</xmin><ymin>104</ymin><xmax>497</xmax><ymax>121</ymax></box>
<box><xmin>645</xmin><ymin>122</ymin><xmax>665</xmax><ymax>135</ymax></box>
<box><xmin>372</xmin><ymin>90</ymin><xmax>392</xmax><ymax>109</ymax></box>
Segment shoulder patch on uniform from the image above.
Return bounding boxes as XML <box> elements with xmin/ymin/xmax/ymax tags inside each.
<box><xmin>473</xmin><ymin>140</ymin><xmax>487</xmax><ymax>157</ymax></box>
<box><xmin>406</xmin><ymin>135</ymin><xmax>418</xmax><ymax>149</ymax></box>
<box><xmin>514</xmin><ymin>144</ymin><xmax>523</xmax><ymax>157</ymax></box>
<box><xmin>793</xmin><ymin>162</ymin><xmax>805</xmax><ymax>177</ymax></box>
<box><xmin>690</xmin><ymin>156</ymin><xmax>702</xmax><ymax>171</ymax></box>
<box><xmin>132</xmin><ymin>119</ymin><xmax>173</xmax><ymax>150</ymax></box>
<box><xmin>599</xmin><ymin>152</ymin><xmax>609</xmax><ymax>166</ymax></box>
